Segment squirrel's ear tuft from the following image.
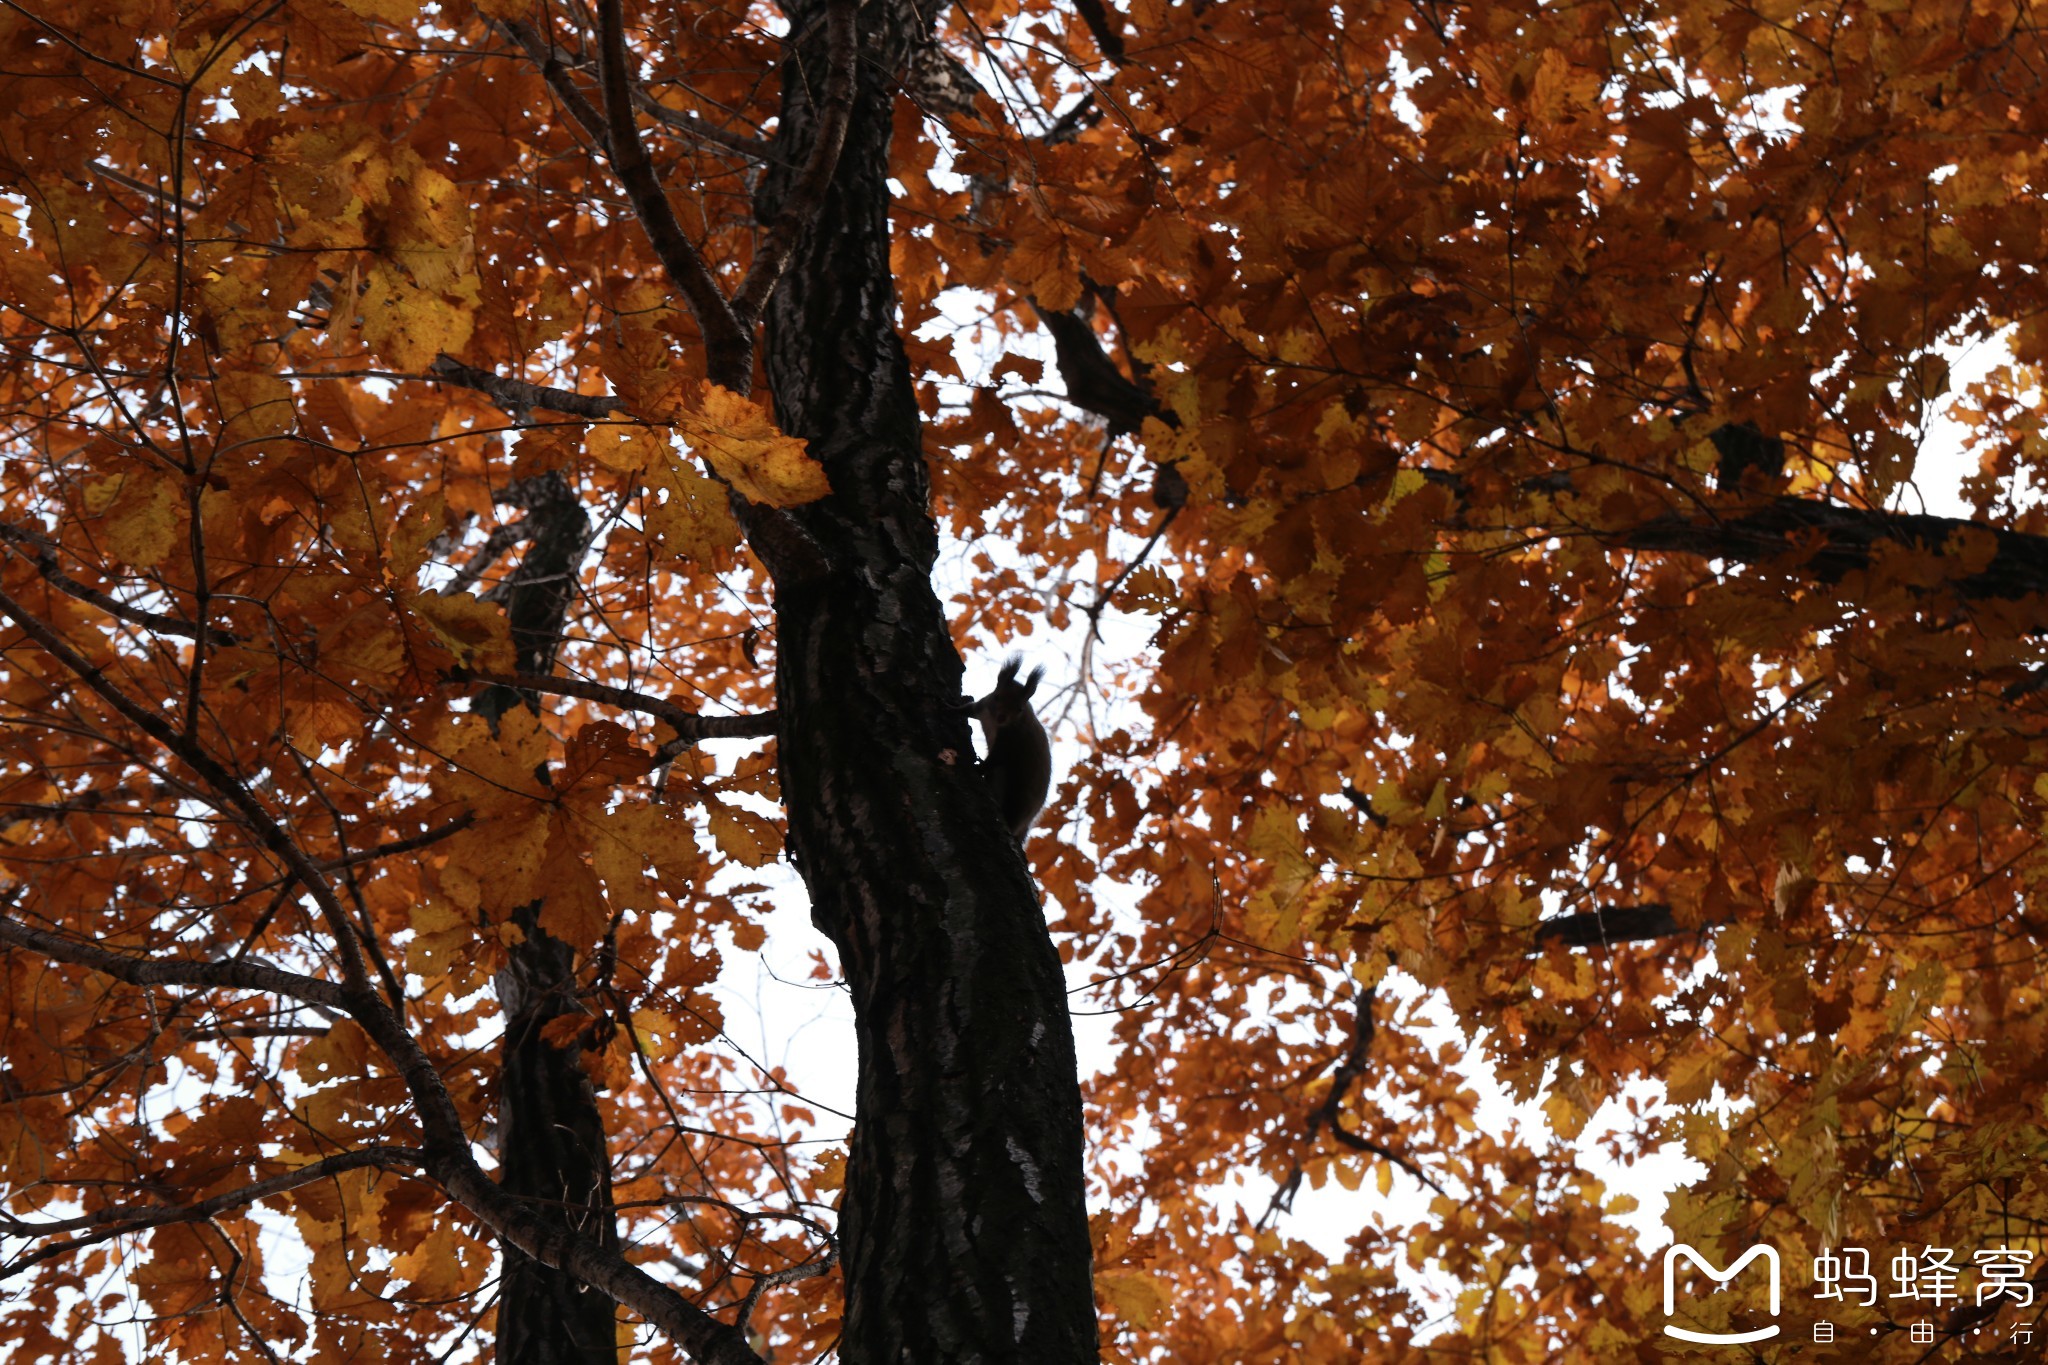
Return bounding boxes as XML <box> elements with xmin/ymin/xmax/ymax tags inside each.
<box><xmin>1023</xmin><ymin>666</ymin><xmax>1044</xmax><ymax>697</ymax></box>
<box><xmin>998</xmin><ymin>654</ymin><xmax>1023</xmax><ymax>685</ymax></box>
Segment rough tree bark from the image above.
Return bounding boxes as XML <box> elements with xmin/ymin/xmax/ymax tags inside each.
<box><xmin>751</xmin><ymin>0</ymin><xmax>1102</xmax><ymax>1358</ymax></box>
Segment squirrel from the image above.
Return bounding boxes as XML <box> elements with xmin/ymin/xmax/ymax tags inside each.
<box><xmin>965</xmin><ymin>656</ymin><xmax>1052</xmax><ymax>840</ymax></box>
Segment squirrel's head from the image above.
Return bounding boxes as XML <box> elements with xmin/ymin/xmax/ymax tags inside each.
<box><xmin>981</xmin><ymin>655</ymin><xmax>1043</xmax><ymax>724</ymax></box>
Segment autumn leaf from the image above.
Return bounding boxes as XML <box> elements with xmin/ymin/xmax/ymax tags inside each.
<box><xmin>706</xmin><ymin>800</ymin><xmax>782</xmax><ymax>868</ymax></box>
<box><xmin>681</xmin><ymin>385</ymin><xmax>830</xmax><ymax>507</ymax></box>
<box><xmin>87</xmin><ymin>471</ymin><xmax>180</xmax><ymax>568</ymax></box>
<box><xmin>559</xmin><ymin>720</ymin><xmax>656</xmax><ymax>791</ymax></box>
<box><xmin>18</xmin><ymin>0</ymin><xmax>2048</xmax><ymax>1360</ymax></box>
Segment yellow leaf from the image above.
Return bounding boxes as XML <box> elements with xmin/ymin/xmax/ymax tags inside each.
<box><xmin>296</xmin><ymin>1020</ymin><xmax>373</xmax><ymax>1087</ymax></box>
<box><xmin>358</xmin><ymin>262</ymin><xmax>476</xmax><ymax>372</ymax></box>
<box><xmin>707</xmin><ymin>802</ymin><xmax>781</xmax><ymax>867</ymax></box>
<box><xmin>331</xmin><ymin>0</ymin><xmax>418</xmax><ymax>21</ymax></box>
<box><xmin>682</xmin><ymin>385</ymin><xmax>830</xmax><ymax>508</ymax></box>
<box><xmin>405</xmin><ymin>901</ymin><xmax>471</xmax><ymax>980</ymax></box>
<box><xmin>392</xmin><ymin>1221</ymin><xmax>485</xmax><ymax>1299</ymax></box>
<box><xmin>535</xmin><ymin>812</ymin><xmax>610</xmax><ymax>947</ymax></box>
<box><xmin>1543</xmin><ymin>1088</ymin><xmax>1589</xmax><ymax>1139</ymax></box>
<box><xmin>630</xmin><ymin>1009</ymin><xmax>680</xmax><ymax>1062</ymax></box>
<box><xmin>389</xmin><ymin>492</ymin><xmax>447</xmax><ymax>582</ymax></box>
<box><xmin>93</xmin><ymin>472</ymin><xmax>181</xmax><ymax>568</ymax></box>
<box><xmin>587</xmin><ymin>422</ymin><xmax>665</xmax><ymax>475</ymax></box>
<box><xmin>1664</xmin><ymin>1041</ymin><xmax>1720</xmax><ymax>1105</ymax></box>
<box><xmin>215</xmin><ymin>369</ymin><xmax>295</xmax><ymax>443</ymax></box>
<box><xmin>647</xmin><ymin>462</ymin><xmax>742</xmax><ymax>563</ymax></box>
<box><xmin>408</xmin><ymin>591</ymin><xmax>514</xmax><ymax>671</ymax></box>
<box><xmin>560</xmin><ymin>720</ymin><xmax>655</xmax><ymax>791</ymax></box>
<box><xmin>1098</xmin><ymin>1269</ymin><xmax>1170</xmax><ymax>1328</ymax></box>
<box><xmin>1120</xmin><ymin>565</ymin><xmax>1178</xmax><ymax>613</ymax></box>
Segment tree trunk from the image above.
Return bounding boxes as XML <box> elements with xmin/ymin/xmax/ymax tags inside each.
<box><xmin>478</xmin><ymin>478</ymin><xmax>620</xmax><ymax>1365</ymax></box>
<box><xmin>495</xmin><ymin>910</ymin><xmax>622</xmax><ymax>1365</ymax></box>
<box><xmin>755</xmin><ymin>2</ymin><xmax>1101</xmax><ymax>1359</ymax></box>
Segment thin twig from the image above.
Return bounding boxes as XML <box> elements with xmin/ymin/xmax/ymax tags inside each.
<box><xmin>318</xmin><ymin>812</ymin><xmax>476</xmax><ymax>872</ymax></box>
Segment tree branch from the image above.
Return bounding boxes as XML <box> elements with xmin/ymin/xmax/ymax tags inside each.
<box><xmin>499</xmin><ymin>18</ymin><xmax>612</xmax><ymax>144</ymax></box>
<box><xmin>428</xmin><ymin>355</ymin><xmax>626</xmax><ymax>420</ymax></box>
<box><xmin>1422</xmin><ymin>459</ymin><xmax>2048</xmax><ymax>607</ymax></box>
<box><xmin>448</xmin><ymin>669</ymin><xmax>777</xmax><ymax>743</ymax></box>
<box><xmin>0</xmin><ymin>585</ymin><xmax>378</xmax><ymax>996</ymax></box>
<box><xmin>730</xmin><ymin>0</ymin><xmax>859</xmax><ymax>327</ymax></box>
<box><xmin>735</xmin><ymin>1241</ymin><xmax>838</xmax><ymax>1330</ymax></box>
<box><xmin>444</xmin><ymin>518</ymin><xmax>539</xmax><ymax>596</ymax></box>
<box><xmin>1263</xmin><ymin>985</ymin><xmax>1441</xmax><ymax>1224</ymax></box>
<box><xmin>318</xmin><ymin>812</ymin><xmax>476</xmax><ymax>872</ymax></box>
<box><xmin>0</xmin><ymin>1146</ymin><xmax>423</xmax><ymax>1278</ymax></box>
<box><xmin>593</xmin><ymin>0</ymin><xmax>751</xmax><ymax>388</ymax></box>
<box><xmin>497</xmin><ymin>18</ymin><xmax>769</xmax><ymax>158</ymax></box>
<box><xmin>1033</xmin><ymin>296</ymin><xmax>1172</xmax><ymax>437</ymax></box>
<box><xmin>1068</xmin><ymin>0</ymin><xmax>1129</xmax><ymax>63</ymax></box>
<box><xmin>1611</xmin><ymin>494</ymin><xmax>2048</xmax><ymax>602</ymax></box>
<box><xmin>1310</xmin><ymin>989</ymin><xmax>1443</xmax><ymax>1194</ymax></box>
<box><xmin>635</xmin><ymin>91</ymin><xmax>772</xmax><ymax>158</ymax></box>
<box><xmin>0</xmin><ymin>912</ymin><xmax>349</xmax><ymax>1011</ymax></box>
<box><xmin>1532</xmin><ymin>904</ymin><xmax>1686</xmax><ymax>949</ymax></box>
<box><xmin>0</xmin><ymin>519</ymin><xmax>230</xmax><ymax>644</ymax></box>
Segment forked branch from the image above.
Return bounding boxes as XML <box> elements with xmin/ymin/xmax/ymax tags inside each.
<box><xmin>499</xmin><ymin>18</ymin><xmax>612</xmax><ymax>144</ymax></box>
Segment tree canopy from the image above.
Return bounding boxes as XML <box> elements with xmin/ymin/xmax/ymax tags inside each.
<box><xmin>4</xmin><ymin>0</ymin><xmax>2048</xmax><ymax>1359</ymax></box>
